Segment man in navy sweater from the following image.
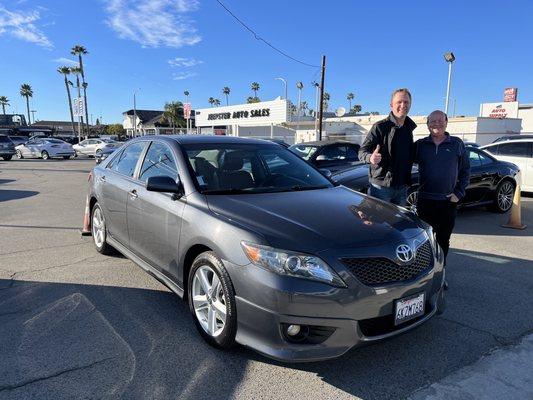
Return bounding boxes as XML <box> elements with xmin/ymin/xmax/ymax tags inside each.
<box><xmin>415</xmin><ymin>110</ymin><xmax>470</xmax><ymax>266</ymax></box>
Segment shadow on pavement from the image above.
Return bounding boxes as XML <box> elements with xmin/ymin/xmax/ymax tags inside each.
<box><xmin>0</xmin><ymin>179</ymin><xmax>16</xmax><ymax>185</ymax></box>
<box><xmin>0</xmin><ymin>190</ymin><xmax>39</xmax><ymax>202</ymax></box>
<box><xmin>0</xmin><ymin>279</ymin><xmax>249</xmax><ymax>400</ymax></box>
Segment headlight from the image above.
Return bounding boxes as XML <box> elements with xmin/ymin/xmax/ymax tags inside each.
<box><xmin>241</xmin><ymin>241</ymin><xmax>346</xmax><ymax>287</ymax></box>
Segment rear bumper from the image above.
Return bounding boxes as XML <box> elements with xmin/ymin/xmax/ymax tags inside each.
<box><xmin>0</xmin><ymin>149</ymin><xmax>16</xmax><ymax>156</ymax></box>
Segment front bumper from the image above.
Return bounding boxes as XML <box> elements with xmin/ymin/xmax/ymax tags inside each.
<box><xmin>225</xmin><ymin>243</ymin><xmax>445</xmax><ymax>362</ymax></box>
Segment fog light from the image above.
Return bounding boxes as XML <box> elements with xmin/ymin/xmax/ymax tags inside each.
<box><xmin>286</xmin><ymin>324</ymin><xmax>301</xmax><ymax>336</ymax></box>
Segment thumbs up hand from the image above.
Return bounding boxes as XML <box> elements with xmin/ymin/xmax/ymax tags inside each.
<box><xmin>369</xmin><ymin>144</ymin><xmax>382</xmax><ymax>165</ymax></box>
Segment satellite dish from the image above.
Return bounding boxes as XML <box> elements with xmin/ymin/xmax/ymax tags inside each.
<box><xmin>336</xmin><ymin>107</ymin><xmax>346</xmax><ymax>117</ymax></box>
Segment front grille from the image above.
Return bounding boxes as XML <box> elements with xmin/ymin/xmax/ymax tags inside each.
<box><xmin>340</xmin><ymin>240</ymin><xmax>433</xmax><ymax>287</ymax></box>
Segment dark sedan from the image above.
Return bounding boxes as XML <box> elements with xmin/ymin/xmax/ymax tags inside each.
<box><xmin>0</xmin><ymin>135</ymin><xmax>16</xmax><ymax>160</ymax></box>
<box><xmin>333</xmin><ymin>147</ymin><xmax>520</xmax><ymax>213</ymax></box>
<box><xmin>86</xmin><ymin>135</ymin><xmax>445</xmax><ymax>362</ymax></box>
<box><xmin>289</xmin><ymin>140</ymin><xmax>361</xmax><ymax>173</ymax></box>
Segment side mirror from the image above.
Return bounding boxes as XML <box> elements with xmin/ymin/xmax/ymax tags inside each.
<box><xmin>146</xmin><ymin>176</ymin><xmax>184</xmax><ymax>199</ymax></box>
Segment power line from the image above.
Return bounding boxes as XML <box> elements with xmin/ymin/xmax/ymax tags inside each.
<box><xmin>215</xmin><ymin>0</ymin><xmax>319</xmax><ymax>68</ymax></box>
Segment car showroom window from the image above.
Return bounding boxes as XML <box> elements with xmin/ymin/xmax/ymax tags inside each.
<box><xmin>111</xmin><ymin>142</ymin><xmax>146</xmax><ymax>177</ymax></box>
<box><xmin>498</xmin><ymin>142</ymin><xmax>529</xmax><ymax>157</ymax></box>
<box><xmin>139</xmin><ymin>142</ymin><xmax>179</xmax><ymax>182</ymax></box>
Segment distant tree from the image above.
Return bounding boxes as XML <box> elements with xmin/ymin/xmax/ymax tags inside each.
<box><xmin>19</xmin><ymin>84</ymin><xmax>33</xmax><ymax>125</ymax></box>
<box><xmin>71</xmin><ymin>45</ymin><xmax>89</xmax><ymax>134</ymax></box>
<box><xmin>352</xmin><ymin>104</ymin><xmax>362</xmax><ymax>114</ymax></box>
<box><xmin>246</xmin><ymin>96</ymin><xmax>260</xmax><ymax>104</ymax></box>
<box><xmin>251</xmin><ymin>82</ymin><xmax>260</xmax><ymax>97</ymax></box>
<box><xmin>308</xmin><ymin>108</ymin><xmax>314</xmax><ymax>117</ymax></box>
<box><xmin>164</xmin><ymin>101</ymin><xmax>185</xmax><ymax>133</ymax></box>
<box><xmin>105</xmin><ymin>124</ymin><xmax>125</xmax><ymax>136</ymax></box>
<box><xmin>300</xmin><ymin>101</ymin><xmax>308</xmax><ymax>116</ymax></box>
<box><xmin>322</xmin><ymin>92</ymin><xmax>330</xmax><ymax>112</ymax></box>
<box><xmin>95</xmin><ymin>117</ymin><xmax>100</xmax><ymax>125</ymax></box>
<box><xmin>57</xmin><ymin>66</ymin><xmax>76</xmax><ymax>135</ymax></box>
<box><xmin>208</xmin><ymin>97</ymin><xmax>215</xmax><ymax>107</ymax></box>
<box><xmin>369</xmin><ymin>111</ymin><xmax>380</xmax><ymax>115</ymax></box>
<box><xmin>222</xmin><ymin>86</ymin><xmax>231</xmax><ymax>105</ymax></box>
<box><xmin>347</xmin><ymin>92</ymin><xmax>354</xmax><ymax>110</ymax></box>
<box><xmin>213</xmin><ymin>98</ymin><xmax>221</xmax><ymax>107</ymax></box>
<box><xmin>0</xmin><ymin>96</ymin><xmax>9</xmax><ymax>115</ymax></box>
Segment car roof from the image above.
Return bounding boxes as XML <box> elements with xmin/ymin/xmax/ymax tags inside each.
<box><xmin>128</xmin><ymin>135</ymin><xmax>279</xmax><ymax>146</ymax></box>
<box><xmin>290</xmin><ymin>140</ymin><xmax>356</xmax><ymax>146</ymax></box>
<box><xmin>482</xmin><ymin>138</ymin><xmax>533</xmax><ymax>147</ymax></box>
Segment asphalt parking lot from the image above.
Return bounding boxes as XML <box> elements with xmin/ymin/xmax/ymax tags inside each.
<box><xmin>1</xmin><ymin>158</ymin><xmax>532</xmax><ymax>400</ymax></box>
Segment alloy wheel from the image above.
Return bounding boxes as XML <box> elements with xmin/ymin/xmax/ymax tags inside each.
<box><xmin>191</xmin><ymin>265</ymin><xmax>227</xmax><ymax>337</ymax></box>
<box><xmin>92</xmin><ymin>206</ymin><xmax>105</xmax><ymax>248</ymax></box>
<box><xmin>407</xmin><ymin>190</ymin><xmax>418</xmax><ymax>212</ymax></box>
<box><xmin>497</xmin><ymin>181</ymin><xmax>514</xmax><ymax>212</ymax></box>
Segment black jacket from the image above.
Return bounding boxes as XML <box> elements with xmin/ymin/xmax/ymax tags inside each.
<box><xmin>358</xmin><ymin>113</ymin><xmax>417</xmax><ymax>187</ymax></box>
<box><xmin>414</xmin><ymin>133</ymin><xmax>470</xmax><ymax>201</ymax></box>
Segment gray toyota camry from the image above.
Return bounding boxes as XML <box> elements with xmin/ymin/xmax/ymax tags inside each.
<box><xmin>86</xmin><ymin>135</ymin><xmax>445</xmax><ymax>362</ymax></box>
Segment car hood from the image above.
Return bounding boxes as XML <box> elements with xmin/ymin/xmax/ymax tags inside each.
<box><xmin>206</xmin><ymin>186</ymin><xmax>424</xmax><ymax>253</ymax></box>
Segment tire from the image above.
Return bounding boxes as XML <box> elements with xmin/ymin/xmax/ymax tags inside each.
<box><xmin>493</xmin><ymin>180</ymin><xmax>515</xmax><ymax>213</ymax></box>
<box><xmin>188</xmin><ymin>251</ymin><xmax>237</xmax><ymax>349</ymax></box>
<box><xmin>63</xmin><ymin>156</ymin><xmax>70</xmax><ymax>159</ymax></box>
<box><xmin>1</xmin><ymin>155</ymin><xmax>12</xmax><ymax>161</ymax></box>
<box><xmin>91</xmin><ymin>202</ymin><xmax>113</xmax><ymax>255</ymax></box>
<box><xmin>16</xmin><ymin>150</ymin><xmax>23</xmax><ymax>159</ymax></box>
<box><xmin>95</xmin><ymin>149</ymin><xmax>102</xmax><ymax>157</ymax></box>
<box><xmin>41</xmin><ymin>151</ymin><xmax>50</xmax><ymax>160</ymax></box>
<box><xmin>406</xmin><ymin>189</ymin><xmax>418</xmax><ymax>212</ymax></box>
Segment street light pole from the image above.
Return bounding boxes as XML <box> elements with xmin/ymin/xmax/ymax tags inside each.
<box><xmin>275</xmin><ymin>77</ymin><xmax>287</xmax><ymax>100</ymax></box>
<box><xmin>296</xmin><ymin>82</ymin><xmax>303</xmax><ymax>131</ymax></box>
<box><xmin>444</xmin><ymin>52</ymin><xmax>455</xmax><ymax>115</ymax></box>
<box><xmin>30</xmin><ymin>110</ymin><xmax>36</xmax><ymax>124</ymax></box>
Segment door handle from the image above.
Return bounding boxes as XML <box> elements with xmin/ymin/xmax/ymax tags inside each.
<box><xmin>129</xmin><ymin>189</ymin><xmax>138</xmax><ymax>199</ymax></box>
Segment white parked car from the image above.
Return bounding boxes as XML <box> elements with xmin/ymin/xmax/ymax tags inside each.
<box><xmin>73</xmin><ymin>138</ymin><xmax>120</xmax><ymax>157</ymax></box>
<box><xmin>480</xmin><ymin>139</ymin><xmax>532</xmax><ymax>191</ymax></box>
<box><xmin>15</xmin><ymin>138</ymin><xmax>75</xmax><ymax>160</ymax></box>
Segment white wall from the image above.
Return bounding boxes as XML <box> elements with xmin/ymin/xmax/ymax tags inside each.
<box><xmin>518</xmin><ymin>106</ymin><xmax>533</xmax><ymax>133</ymax></box>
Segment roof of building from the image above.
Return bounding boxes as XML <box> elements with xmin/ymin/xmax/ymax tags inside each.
<box><xmin>123</xmin><ymin>110</ymin><xmax>164</xmax><ymax>123</ymax></box>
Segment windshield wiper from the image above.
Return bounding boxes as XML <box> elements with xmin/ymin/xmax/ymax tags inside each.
<box><xmin>289</xmin><ymin>184</ymin><xmax>331</xmax><ymax>191</ymax></box>
<box><xmin>202</xmin><ymin>188</ymin><xmax>252</xmax><ymax>194</ymax></box>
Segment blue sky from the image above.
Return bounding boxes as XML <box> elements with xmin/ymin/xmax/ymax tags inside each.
<box><xmin>1</xmin><ymin>0</ymin><xmax>532</xmax><ymax>123</ymax></box>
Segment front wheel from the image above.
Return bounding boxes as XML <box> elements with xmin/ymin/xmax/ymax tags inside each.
<box><xmin>16</xmin><ymin>150</ymin><xmax>23</xmax><ymax>159</ymax></box>
<box><xmin>493</xmin><ymin>180</ymin><xmax>515</xmax><ymax>213</ymax></box>
<box><xmin>63</xmin><ymin>156</ymin><xmax>71</xmax><ymax>159</ymax></box>
<box><xmin>41</xmin><ymin>151</ymin><xmax>50</xmax><ymax>160</ymax></box>
<box><xmin>188</xmin><ymin>252</ymin><xmax>237</xmax><ymax>349</ymax></box>
<box><xmin>1</xmin><ymin>155</ymin><xmax>12</xmax><ymax>161</ymax></box>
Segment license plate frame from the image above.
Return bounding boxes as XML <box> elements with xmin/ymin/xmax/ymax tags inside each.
<box><xmin>394</xmin><ymin>292</ymin><xmax>425</xmax><ymax>326</ymax></box>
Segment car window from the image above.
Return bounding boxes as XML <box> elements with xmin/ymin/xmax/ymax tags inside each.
<box><xmin>139</xmin><ymin>142</ymin><xmax>179</xmax><ymax>182</ymax></box>
<box><xmin>478</xmin><ymin>151</ymin><xmax>494</xmax><ymax>165</ymax></box>
<box><xmin>111</xmin><ymin>142</ymin><xmax>146</xmax><ymax>177</ymax></box>
<box><xmin>346</xmin><ymin>145</ymin><xmax>359</xmax><ymax>161</ymax></box>
<box><xmin>468</xmin><ymin>150</ymin><xmax>482</xmax><ymax>167</ymax></box>
<box><xmin>288</xmin><ymin>144</ymin><xmax>318</xmax><ymax>161</ymax></box>
<box><xmin>497</xmin><ymin>142</ymin><xmax>530</xmax><ymax>157</ymax></box>
<box><xmin>321</xmin><ymin>145</ymin><xmax>347</xmax><ymax>161</ymax></box>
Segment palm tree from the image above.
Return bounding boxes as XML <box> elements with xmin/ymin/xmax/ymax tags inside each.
<box><xmin>208</xmin><ymin>97</ymin><xmax>215</xmax><ymax>107</ymax></box>
<box><xmin>71</xmin><ymin>45</ymin><xmax>89</xmax><ymax>131</ymax></box>
<box><xmin>289</xmin><ymin>103</ymin><xmax>297</xmax><ymax>116</ymax></box>
<box><xmin>57</xmin><ymin>67</ymin><xmax>76</xmax><ymax>135</ymax></box>
<box><xmin>246</xmin><ymin>96</ymin><xmax>260</xmax><ymax>104</ymax></box>
<box><xmin>222</xmin><ymin>86</ymin><xmax>231</xmax><ymax>105</ymax></box>
<box><xmin>19</xmin><ymin>84</ymin><xmax>33</xmax><ymax>125</ymax></box>
<box><xmin>184</xmin><ymin>90</ymin><xmax>190</xmax><ymax>102</ymax></box>
<box><xmin>347</xmin><ymin>92</ymin><xmax>354</xmax><ymax>110</ymax></box>
<box><xmin>251</xmin><ymin>82</ymin><xmax>260</xmax><ymax>97</ymax></box>
<box><xmin>0</xmin><ymin>96</ymin><xmax>9</xmax><ymax>115</ymax></box>
<box><xmin>164</xmin><ymin>101</ymin><xmax>185</xmax><ymax>134</ymax></box>
<box><xmin>70</xmin><ymin>66</ymin><xmax>85</xmax><ymax>136</ymax></box>
<box><xmin>213</xmin><ymin>98</ymin><xmax>221</xmax><ymax>107</ymax></box>
<box><xmin>352</xmin><ymin>104</ymin><xmax>362</xmax><ymax>114</ymax></box>
<box><xmin>300</xmin><ymin>101</ymin><xmax>308</xmax><ymax>116</ymax></box>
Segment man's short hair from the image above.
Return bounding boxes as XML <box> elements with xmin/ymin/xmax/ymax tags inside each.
<box><xmin>391</xmin><ymin>88</ymin><xmax>412</xmax><ymax>102</ymax></box>
<box><xmin>427</xmin><ymin>110</ymin><xmax>448</xmax><ymax>123</ymax></box>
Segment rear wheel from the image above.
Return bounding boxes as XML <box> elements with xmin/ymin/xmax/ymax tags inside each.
<box><xmin>91</xmin><ymin>203</ymin><xmax>113</xmax><ymax>255</ymax></box>
<box><xmin>63</xmin><ymin>156</ymin><xmax>70</xmax><ymax>159</ymax></box>
<box><xmin>1</xmin><ymin>155</ymin><xmax>12</xmax><ymax>161</ymax></box>
<box><xmin>41</xmin><ymin>151</ymin><xmax>50</xmax><ymax>160</ymax></box>
<box><xmin>493</xmin><ymin>180</ymin><xmax>515</xmax><ymax>213</ymax></box>
<box><xmin>95</xmin><ymin>149</ymin><xmax>103</xmax><ymax>157</ymax></box>
<box><xmin>188</xmin><ymin>252</ymin><xmax>237</xmax><ymax>349</ymax></box>
<box><xmin>16</xmin><ymin>150</ymin><xmax>23</xmax><ymax>159</ymax></box>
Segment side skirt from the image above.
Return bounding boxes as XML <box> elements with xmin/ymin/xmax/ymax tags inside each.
<box><xmin>107</xmin><ymin>236</ymin><xmax>184</xmax><ymax>298</ymax></box>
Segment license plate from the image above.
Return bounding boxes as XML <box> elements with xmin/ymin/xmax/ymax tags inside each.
<box><xmin>394</xmin><ymin>292</ymin><xmax>425</xmax><ymax>325</ymax></box>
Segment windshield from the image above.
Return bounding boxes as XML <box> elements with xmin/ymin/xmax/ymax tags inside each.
<box><xmin>101</xmin><ymin>138</ymin><xmax>117</xmax><ymax>143</ymax></box>
<box><xmin>289</xmin><ymin>144</ymin><xmax>319</xmax><ymax>160</ymax></box>
<box><xmin>183</xmin><ymin>143</ymin><xmax>333</xmax><ymax>194</ymax></box>
<box><xmin>46</xmin><ymin>139</ymin><xmax>66</xmax><ymax>144</ymax></box>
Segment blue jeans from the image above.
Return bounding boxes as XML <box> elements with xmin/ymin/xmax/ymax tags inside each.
<box><xmin>369</xmin><ymin>183</ymin><xmax>408</xmax><ymax>206</ymax></box>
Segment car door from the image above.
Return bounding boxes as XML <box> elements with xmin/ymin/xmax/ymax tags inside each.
<box><xmin>462</xmin><ymin>149</ymin><xmax>491</xmax><ymax>204</ymax></box>
<box><xmin>77</xmin><ymin>139</ymin><xmax>89</xmax><ymax>155</ymax></box>
<box><xmin>127</xmin><ymin>141</ymin><xmax>185</xmax><ymax>276</ymax></box>
<box><xmin>28</xmin><ymin>139</ymin><xmax>44</xmax><ymax>157</ymax></box>
<box><xmin>100</xmin><ymin>141</ymin><xmax>148</xmax><ymax>247</ymax></box>
<box><xmin>492</xmin><ymin>142</ymin><xmax>530</xmax><ymax>186</ymax></box>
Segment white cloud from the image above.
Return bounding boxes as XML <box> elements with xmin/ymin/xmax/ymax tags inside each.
<box><xmin>0</xmin><ymin>5</ymin><xmax>53</xmax><ymax>48</ymax></box>
<box><xmin>173</xmin><ymin>71</ymin><xmax>197</xmax><ymax>80</ymax></box>
<box><xmin>105</xmin><ymin>0</ymin><xmax>201</xmax><ymax>48</ymax></box>
<box><xmin>53</xmin><ymin>57</ymin><xmax>78</xmax><ymax>66</ymax></box>
<box><xmin>168</xmin><ymin>57</ymin><xmax>202</xmax><ymax>68</ymax></box>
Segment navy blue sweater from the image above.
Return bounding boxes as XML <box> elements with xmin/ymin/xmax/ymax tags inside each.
<box><xmin>414</xmin><ymin>134</ymin><xmax>470</xmax><ymax>201</ymax></box>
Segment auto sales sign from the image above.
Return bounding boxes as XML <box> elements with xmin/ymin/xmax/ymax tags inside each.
<box><xmin>480</xmin><ymin>102</ymin><xmax>519</xmax><ymax>119</ymax></box>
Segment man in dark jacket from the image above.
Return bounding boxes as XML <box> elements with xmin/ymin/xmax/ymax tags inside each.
<box><xmin>415</xmin><ymin>110</ymin><xmax>470</xmax><ymax>265</ymax></box>
<box><xmin>359</xmin><ymin>88</ymin><xmax>417</xmax><ymax>205</ymax></box>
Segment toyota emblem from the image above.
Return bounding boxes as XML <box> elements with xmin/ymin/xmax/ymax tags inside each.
<box><xmin>396</xmin><ymin>244</ymin><xmax>414</xmax><ymax>263</ymax></box>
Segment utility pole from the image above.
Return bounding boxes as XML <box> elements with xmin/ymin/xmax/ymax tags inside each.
<box><xmin>318</xmin><ymin>55</ymin><xmax>326</xmax><ymax>141</ymax></box>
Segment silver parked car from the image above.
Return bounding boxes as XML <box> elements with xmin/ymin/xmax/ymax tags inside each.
<box><xmin>86</xmin><ymin>136</ymin><xmax>445</xmax><ymax>362</ymax></box>
<box><xmin>16</xmin><ymin>137</ymin><xmax>75</xmax><ymax>160</ymax></box>
<box><xmin>74</xmin><ymin>138</ymin><xmax>120</xmax><ymax>157</ymax></box>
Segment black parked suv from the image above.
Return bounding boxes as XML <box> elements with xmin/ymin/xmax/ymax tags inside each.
<box><xmin>289</xmin><ymin>140</ymin><xmax>361</xmax><ymax>173</ymax></box>
<box><xmin>0</xmin><ymin>135</ymin><xmax>16</xmax><ymax>160</ymax></box>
